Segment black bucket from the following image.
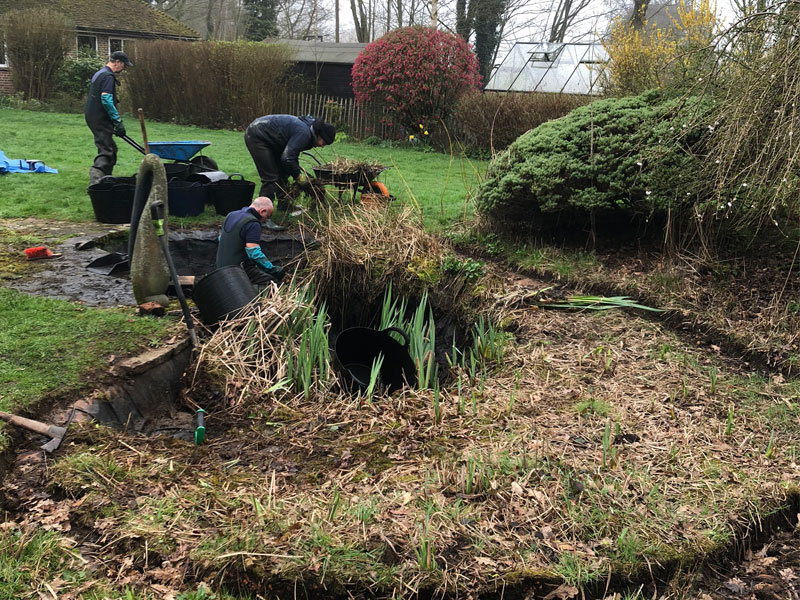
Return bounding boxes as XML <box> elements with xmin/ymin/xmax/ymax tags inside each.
<box><xmin>88</xmin><ymin>180</ymin><xmax>135</xmax><ymax>224</ymax></box>
<box><xmin>192</xmin><ymin>265</ymin><xmax>257</xmax><ymax>325</ymax></box>
<box><xmin>334</xmin><ymin>327</ymin><xmax>417</xmax><ymax>394</ymax></box>
<box><xmin>164</xmin><ymin>162</ymin><xmax>190</xmax><ymax>180</ymax></box>
<box><xmin>167</xmin><ymin>179</ymin><xmax>206</xmax><ymax>217</ymax></box>
<box><xmin>209</xmin><ymin>174</ymin><xmax>255</xmax><ymax>216</ymax></box>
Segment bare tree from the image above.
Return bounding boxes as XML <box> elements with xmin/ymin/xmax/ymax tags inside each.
<box><xmin>351</xmin><ymin>0</ymin><xmax>370</xmax><ymax>40</ymax></box>
<box><xmin>548</xmin><ymin>0</ymin><xmax>593</xmax><ymax>41</ymax></box>
<box><xmin>278</xmin><ymin>0</ymin><xmax>333</xmax><ymax>38</ymax></box>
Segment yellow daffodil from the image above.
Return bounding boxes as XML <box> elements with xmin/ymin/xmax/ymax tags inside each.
<box><xmin>419</xmin><ymin>124</ymin><xmax>424</xmax><ymax>129</ymax></box>
<box><xmin>409</xmin><ymin>134</ymin><xmax>415</xmax><ymax>140</ymax></box>
<box><xmin>424</xmin><ymin>130</ymin><xmax>429</xmax><ymax>135</ymax></box>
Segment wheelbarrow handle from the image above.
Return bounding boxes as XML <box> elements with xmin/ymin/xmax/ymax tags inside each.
<box><xmin>300</xmin><ymin>151</ymin><xmax>322</xmax><ymax>165</ymax></box>
<box><xmin>121</xmin><ymin>135</ymin><xmax>147</xmax><ymax>155</ymax></box>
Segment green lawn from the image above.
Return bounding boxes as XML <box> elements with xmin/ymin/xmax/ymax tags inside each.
<box><xmin>0</xmin><ymin>288</ymin><xmax>172</xmax><ymax>413</ymax></box>
<box><xmin>0</xmin><ymin>108</ymin><xmax>486</xmax><ymax>230</ymax></box>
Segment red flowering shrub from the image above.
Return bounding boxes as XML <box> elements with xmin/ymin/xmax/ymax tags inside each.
<box><xmin>352</xmin><ymin>26</ymin><xmax>482</xmax><ymax>133</ymax></box>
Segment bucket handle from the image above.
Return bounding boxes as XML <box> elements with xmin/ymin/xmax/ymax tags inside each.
<box><xmin>228</xmin><ymin>173</ymin><xmax>244</xmax><ymax>181</ymax></box>
<box><xmin>380</xmin><ymin>326</ymin><xmax>410</xmax><ymax>348</ymax></box>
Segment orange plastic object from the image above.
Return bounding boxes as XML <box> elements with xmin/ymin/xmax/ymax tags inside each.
<box><xmin>367</xmin><ymin>181</ymin><xmax>391</xmax><ymax>197</ymax></box>
<box><xmin>23</xmin><ymin>246</ymin><xmax>61</xmax><ymax>260</ymax></box>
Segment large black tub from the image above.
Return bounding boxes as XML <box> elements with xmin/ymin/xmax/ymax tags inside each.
<box><xmin>208</xmin><ymin>174</ymin><xmax>255</xmax><ymax>215</ymax></box>
<box><xmin>168</xmin><ymin>179</ymin><xmax>206</xmax><ymax>217</ymax></box>
<box><xmin>192</xmin><ymin>265</ymin><xmax>257</xmax><ymax>325</ymax></box>
<box><xmin>334</xmin><ymin>327</ymin><xmax>417</xmax><ymax>394</ymax></box>
<box><xmin>88</xmin><ymin>177</ymin><xmax>136</xmax><ymax>224</ymax></box>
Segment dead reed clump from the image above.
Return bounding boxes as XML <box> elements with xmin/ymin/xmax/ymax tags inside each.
<box><xmin>305</xmin><ymin>204</ymin><xmax>484</xmax><ymax>327</ymax></box>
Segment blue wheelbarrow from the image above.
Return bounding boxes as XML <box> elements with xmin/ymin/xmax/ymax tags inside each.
<box><xmin>120</xmin><ymin>135</ymin><xmax>218</xmax><ymax>171</ymax></box>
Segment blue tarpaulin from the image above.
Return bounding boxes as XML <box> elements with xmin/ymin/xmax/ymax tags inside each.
<box><xmin>0</xmin><ymin>150</ymin><xmax>58</xmax><ymax>174</ymax></box>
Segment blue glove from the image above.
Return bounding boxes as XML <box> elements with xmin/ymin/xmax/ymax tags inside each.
<box><xmin>245</xmin><ymin>245</ymin><xmax>274</xmax><ymax>271</ymax></box>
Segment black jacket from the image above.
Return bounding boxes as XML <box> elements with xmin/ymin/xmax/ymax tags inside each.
<box><xmin>84</xmin><ymin>66</ymin><xmax>119</xmax><ymax>130</ymax></box>
<box><xmin>246</xmin><ymin>115</ymin><xmax>316</xmax><ymax>178</ymax></box>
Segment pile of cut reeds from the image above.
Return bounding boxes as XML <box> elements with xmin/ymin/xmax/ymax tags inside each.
<box><xmin>193</xmin><ymin>283</ymin><xmax>337</xmax><ymax>408</ymax></box>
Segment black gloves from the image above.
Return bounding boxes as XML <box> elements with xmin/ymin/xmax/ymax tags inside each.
<box><xmin>112</xmin><ymin>121</ymin><xmax>126</xmax><ymax>137</ymax></box>
<box><xmin>267</xmin><ymin>265</ymin><xmax>285</xmax><ymax>282</ymax></box>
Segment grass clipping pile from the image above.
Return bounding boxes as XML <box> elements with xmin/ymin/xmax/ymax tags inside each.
<box><xmin>45</xmin><ymin>207</ymin><xmax>800</xmax><ymax>599</ymax></box>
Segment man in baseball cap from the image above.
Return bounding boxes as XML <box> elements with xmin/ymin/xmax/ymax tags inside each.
<box><xmin>109</xmin><ymin>51</ymin><xmax>133</xmax><ymax>67</ymax></box>
<box><xmin>84</xmin><ymin>51</ymin><xmax>133</xmax><ymax>184</ymax></box>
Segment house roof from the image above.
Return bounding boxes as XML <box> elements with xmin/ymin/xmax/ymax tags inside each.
<box><xmin>0</xmin><ymin>0</ymin><xmax>199</xmax><ymax>39</ymax></box>
<box><xmin>266</xmin><ymin>39</ymin><xmax>366</xmax><ymax>64</ymax></box>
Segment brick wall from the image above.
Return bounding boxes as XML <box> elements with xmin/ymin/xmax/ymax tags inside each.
<box><xmin>0</xmin><ymin>69</ymin><xmax>13</xmax><ymax>94</ymax></box>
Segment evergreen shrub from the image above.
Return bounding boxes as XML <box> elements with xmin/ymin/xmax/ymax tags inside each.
<box><xmin>474</xmin><ymin>90</ymin><xmax>713</xmax><ymax>233</ymax></box>
<box><xmin>57</xmin><ymin>53</ymin><xmax>106</xmax><ymax>99</ymax></box>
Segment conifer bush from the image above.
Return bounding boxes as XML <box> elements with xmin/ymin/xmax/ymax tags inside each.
<box><xmin>474</xmin><ymin>90</ymin><xmax>713</xmax><ymax>233</ymax></box>
<box><xmin>352</xmin><ymin>26</ymin><xmax>481</xmax><ymax>134</ymax></box>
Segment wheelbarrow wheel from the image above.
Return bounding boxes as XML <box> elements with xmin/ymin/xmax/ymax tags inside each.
<box><xmin>190</xmin><ymin>155</ymin><xmax>218</xmax><ymax>172</ymax></box>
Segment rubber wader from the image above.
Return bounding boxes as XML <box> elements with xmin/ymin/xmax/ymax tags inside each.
<box><xmin>130</xmin><ymin>154</ymin><xmax>171</xmax><ymax>306</ymax></box>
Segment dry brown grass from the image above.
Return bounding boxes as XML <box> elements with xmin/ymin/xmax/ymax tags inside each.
<box><xmin>47</xmin><ymin>262</ymin><xmax>800</xmax><ymax>598</ymax></box>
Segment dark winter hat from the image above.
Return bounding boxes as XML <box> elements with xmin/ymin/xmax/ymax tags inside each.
<box><xmin>110</xmin><ymin>51</ymin><xmax>133</xmax><ymax>67</ymax></box>
<box><xmin>315</xmin><ymin>121</ymin><xmax>336</xmax><ymax>145</ymax></box>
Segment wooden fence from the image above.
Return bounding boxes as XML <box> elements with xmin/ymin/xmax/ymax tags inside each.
<box><xmin>271</xmin><ymin>92</ymin><xmax>401</xmax><ymax>139</ymax></box>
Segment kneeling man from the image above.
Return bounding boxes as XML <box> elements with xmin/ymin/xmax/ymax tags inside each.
<box><xmin>216</xmin><ymin>197</ymin><xmax>285</xmax><ymax>288</ymax></box>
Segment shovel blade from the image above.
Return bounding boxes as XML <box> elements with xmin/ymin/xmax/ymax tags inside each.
<box><xmin>86</xmin><ymin>252</ymin><xmax>129</xmax><ymax>275</ymax></box>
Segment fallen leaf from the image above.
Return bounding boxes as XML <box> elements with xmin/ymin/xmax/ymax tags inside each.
<box><xmin>543</xmin><ymin>584</ymin><xmax>579</xmax><ymax>599</ymax></box>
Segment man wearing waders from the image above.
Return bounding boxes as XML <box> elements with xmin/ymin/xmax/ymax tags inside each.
<box><xmin>216</xmin><ymin>197</ymin><xmax>286</xmax><ymax>289</ymax></box>
<box><xmin>244</xmin><ymin>114</ymin><xmax>335</xmax><ymax>229</ymax></box>
<box><xmin>85</xmin><ymin>51</ymin><xmax>132</xmax><ymax>185</ymax></box>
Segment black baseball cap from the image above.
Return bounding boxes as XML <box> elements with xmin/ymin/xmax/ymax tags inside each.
<box><xmin>110</xmin><ymin>51</ymin><xmax>133</xmax><ymax>67</ymax></box>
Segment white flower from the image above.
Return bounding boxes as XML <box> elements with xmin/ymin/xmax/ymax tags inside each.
<box><xmin>646</xmin><ymin>190</ymin><xmax>652</xmax><ymax>196</ymax></box>
<box><xmin>727</xmin><ymin>201</ymin><xmax>732</xmax><ymax>207</ymax></box>
<box><xmin>636</xmin><ymin>161</ymin><xmax>642</xmax><ymax>166</ymax></box>
<box><xmin>742</xmin><ymin>183</ymin><xmax>748</xmax><ymax>187</ymax></box>
<box><xmin>715</xmin><ymin>159</ymin><xmax>721</xmax><ymax>164</ymax></box>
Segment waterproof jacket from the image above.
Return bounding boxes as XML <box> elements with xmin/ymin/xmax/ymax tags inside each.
<box><xmin>216</xmin><ymin>208</ymin><xmax>261</xmax><ymax>268</ymax></box>
<box><xmin>245</xmin><ymin>115</ymin><xmax>316</xmax><ymax>178</ymax></box>
<box><xmin>84</xmin><ymin>66</ymin><xmax>119</xmax><ymax>130</ymax></box>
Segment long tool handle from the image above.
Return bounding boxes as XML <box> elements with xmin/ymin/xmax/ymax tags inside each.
<box><xmin>150</xmin><ymin>201</ymin><xmax>199</xmax><ymax>347</ymax></box>
<box><xmin>120</xmin><ymin>134</ymin><xmax>147</xmax><ymax>155</ymax></box>
<box><xmin>0</xmin><ymin>410</ymin><xmax>65</xmax><ymax>438</ymax></box>
<box><xmin>138</xmin><ymin>108</ymin><xmax>149</xmax><ymax>154</ymax></box>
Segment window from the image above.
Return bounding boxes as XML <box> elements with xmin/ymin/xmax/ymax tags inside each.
<box><xmin>528</xmin><ymin>46</ymin><xmax>562</xmax><ymax>63</ymax></box>
<box><xmin>109</xmin><ymin>38</ymin><xmax>136</xmax><ymax>58</ymax></box>
<box><xmin>77</xmin><ymin>34</ymin><xmax>97</xmax><ymax>54</ymax></box>
<box><xmin>0</xmin><ymin>29</ymin><xmax>6</xmax><ymax>67</ymax></box>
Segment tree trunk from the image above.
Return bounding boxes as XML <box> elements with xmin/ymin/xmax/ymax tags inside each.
<box><xmin>629</xmin><ymin>0</ymin><xmax>649</xmax><ymax>31</ymax></box>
